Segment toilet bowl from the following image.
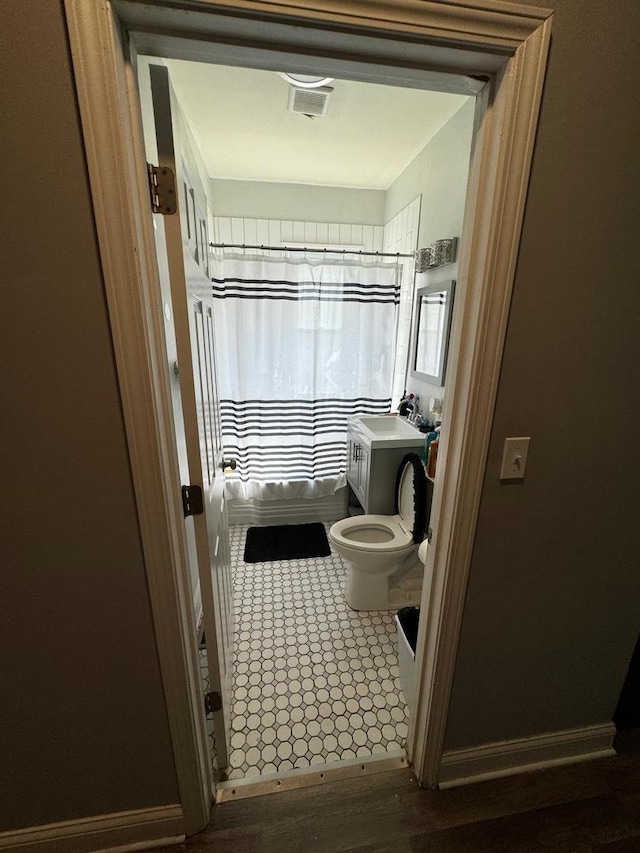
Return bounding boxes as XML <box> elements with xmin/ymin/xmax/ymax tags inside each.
<box><xmin>329</xmin><ymin>453</ymin><xmax>428</xmax><ymax>610</ymax></box>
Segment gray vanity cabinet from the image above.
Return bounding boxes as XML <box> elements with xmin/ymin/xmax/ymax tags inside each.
<box><xmin>346</xmin><ymin>424</ymin><xmax>419</xmax><ymax>515</ymax></box>
<box><xmin>346</xmin><ymin>430</ymin><xmax>370</xmax><ymax>509</ymax></box>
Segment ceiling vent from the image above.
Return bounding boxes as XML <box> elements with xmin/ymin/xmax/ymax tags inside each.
<box><xmin>288</xmin><ymin>85</ymin><xmax>333</xmax><ymax>117</ymax></box>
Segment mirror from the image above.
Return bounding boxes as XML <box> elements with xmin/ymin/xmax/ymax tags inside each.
<box><xmin>412</xmin><ymin>280</ymin><xmax>456</xmax><ymax>386</ymax></box>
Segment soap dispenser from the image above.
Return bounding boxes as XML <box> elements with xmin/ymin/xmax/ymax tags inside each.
<box><xmin>423</xmin><ymin>427</ymin><xmax>440</xmax><ymax>467</ymax></box>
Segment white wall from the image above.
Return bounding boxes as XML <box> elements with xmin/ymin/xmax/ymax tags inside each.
<box><xmin>211</xmin><ymin>178</ymin><xmax>386</xmax><ymax>225</ymax></box>
<box><xmin>385</xmin><ymin>98</ymin><xmax>475</xmax><ymax>419</ymax></box>
<box><xmin>385</xmin><ymin>98</ymin><xmax>474</xmax><ymax>246</ymax></box>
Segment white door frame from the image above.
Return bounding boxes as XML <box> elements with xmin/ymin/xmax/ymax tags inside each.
<box><xmin>65</xmin><ymin>0</ymin><xmax>552</xmax><ymax>836</ymax></box>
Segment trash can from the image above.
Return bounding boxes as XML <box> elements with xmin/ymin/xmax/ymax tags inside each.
<box><xmin>395</xmin><ymin>606</ymin><xmax>420</xmax><ymax>711</ymax></box>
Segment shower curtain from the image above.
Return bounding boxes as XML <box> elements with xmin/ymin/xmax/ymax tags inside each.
<box><xmin>211</xmin><ymin>253</ymin><xmax>400</xmax><ymax>501</ymax></box>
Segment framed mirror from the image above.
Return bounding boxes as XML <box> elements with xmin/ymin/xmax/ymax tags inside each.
<box><xmin>412</xmin><ymin>280</ymin><xmax>456</xmax><ymax>386</ymax></box>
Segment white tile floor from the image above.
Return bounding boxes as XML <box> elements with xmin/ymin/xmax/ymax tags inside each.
<box><xmin>226</xmin><ymin>522</ymin><xmax>409</xmax><ymax>781</ymax></box>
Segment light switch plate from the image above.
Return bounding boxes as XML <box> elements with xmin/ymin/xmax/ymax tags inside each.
<box><xmin>499</xmin><ymin>437</ymin><xmax>531</xmax><ymax>480</ymax></box>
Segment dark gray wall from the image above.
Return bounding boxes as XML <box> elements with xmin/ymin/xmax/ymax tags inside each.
<box><xmin>444</xmin><ymin>0</ymin><xmax>640</xmax><ymax>749</ymax></box>
<box><xmin>3</xmin><ymin>0</ymin><xmax>640</xmax><ymax>834</ymax></box>
<box><xmin>0</xmin><ymin>0</ymin><xmax>179</xmax><ymax>831</ymax></box>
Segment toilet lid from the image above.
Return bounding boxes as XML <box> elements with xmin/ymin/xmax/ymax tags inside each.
<box><xmin>394</xmin><ymin>453</ymin><xmax>428</xmax><ymax>544</ymax></box>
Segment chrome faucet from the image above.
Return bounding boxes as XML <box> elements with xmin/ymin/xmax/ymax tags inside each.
<box><xmin>398</xmin><ymin>392</ymin><xmax>419</xmax><ymax>419</ymax></box>
<box><xmin>406</xmin><ymin>397</ymin><xmax>421</xmax><ymax>424</ymax></box>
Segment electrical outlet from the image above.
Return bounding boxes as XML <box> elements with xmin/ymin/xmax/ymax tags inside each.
<box><xmin>499</xmin><ymin>437</ymin><xmax>530</xmax><ymax>480</ymax></box>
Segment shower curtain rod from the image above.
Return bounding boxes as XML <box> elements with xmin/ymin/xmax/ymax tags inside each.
<box><xmin>209</xmin><ymin>241</ymin><xmax>414</xmax><ymax>259</ymax></box>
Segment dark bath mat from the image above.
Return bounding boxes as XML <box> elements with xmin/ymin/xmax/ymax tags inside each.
<box><xmin>244</xmin><ymin>523</ymin><xmax>331</xmax><ymax>563</ymax></box>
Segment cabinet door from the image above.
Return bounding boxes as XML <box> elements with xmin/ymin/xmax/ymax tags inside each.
<box><xmin>346</xmin><ymin>433</ymin><xmax>356</xmax><ymax>486</ymax></box>
<box><xmin>358</xmin><ymin>444</ymin><xmax>370</xmax><ymax>508</ymax></box>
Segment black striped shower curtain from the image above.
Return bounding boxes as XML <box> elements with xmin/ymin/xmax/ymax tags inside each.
<box><xmin>211</xmin><ymin>253</ymin><xmax>400</xmax><ymax>501</ymax></box>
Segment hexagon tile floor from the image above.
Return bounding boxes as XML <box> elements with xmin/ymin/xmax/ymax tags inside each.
<box><xmin>226</xmin><ymin>523</ymin><xmax>409</xmax><ymax>781</ymax></box>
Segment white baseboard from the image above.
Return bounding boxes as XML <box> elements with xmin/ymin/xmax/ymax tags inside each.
<box><xmin>0</xmin><ymin>804</ymin><xmax>184</xmax><ymax>853</ymax></box>
<box><xmin>438</xmin><ymin>722</ymin><xmax>617</xmax><ymax>789</ymax></box>
<box><xmin>228</xmin><ymin>490</ymin><xmax>347</xmax><ymax>526</ymax></box>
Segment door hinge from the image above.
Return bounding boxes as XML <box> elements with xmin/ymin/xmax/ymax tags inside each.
<box><xmin>204</xmin><ymin>691</ymin><xmax>222</xmax><ymax>714</ymax></box>
<box><xmin>181</xmin><ymin>484</ymin><xmax>204</xmax><ymax>517</ymax></box>
<box><xmin>147</xmin><ymin>163</ymin><xmax>177</xmax><ymax>215</ymax></box>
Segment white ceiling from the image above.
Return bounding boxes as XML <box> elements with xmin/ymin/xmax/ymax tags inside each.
<box><xmin>164</xmin><ymin>60</ymin><xmax>469</xmax><ymax>190</ymax></box>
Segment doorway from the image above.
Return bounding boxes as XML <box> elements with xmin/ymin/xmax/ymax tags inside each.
<box><xmin>137</xmin><ymin>51</ymin><xmax>476</xmax><ymax>790</ymax></box>
<box><xmin>65</xmin><ymin>0</ymin><xmax>551</xmax><ymax>836</ymax></box>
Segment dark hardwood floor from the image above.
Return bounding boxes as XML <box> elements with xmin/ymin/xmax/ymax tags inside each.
<box><xmin>163</xmin><ymin>732</ymin><xmax>640</xmax><ymax>853</ymax></box>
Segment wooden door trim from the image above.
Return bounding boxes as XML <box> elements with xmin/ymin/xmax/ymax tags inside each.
<box><xmin>65</xmin><ymin>0</ymin><xmax>552</xmax><ymax>835</ymax></box>
<box><xmin>64</xmin><ymin>3</ymin><xmax>212</xmax><ymax>835</ymax></box>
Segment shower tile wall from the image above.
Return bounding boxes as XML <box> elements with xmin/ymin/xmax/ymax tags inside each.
<box><xmin>384</xmin><ymin>196</ymin><xmax>421</xmax><ymax>407</ymax></box>
<box><xmin>227</xmin><ymin>524</ymin><xmax>409</xmax><ymax>781</ymax></box>
<box><xmin>212</xmin><ymin>216</ymin><xmax>384</xmax><ymax>258</ymax></box>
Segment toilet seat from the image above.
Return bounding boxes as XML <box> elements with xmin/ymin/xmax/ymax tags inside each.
<box><xmin>330</xmin><ymin>515</ymin><xmax>413</xmax><ymax>553</ymax></box>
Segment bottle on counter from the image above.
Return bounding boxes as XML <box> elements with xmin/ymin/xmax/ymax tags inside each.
<box><xmin>427</xmin><ymin>438</ymin><xmax>439</xmax><ymax>479</ymax></box>
<box><xmin>422</xmin><ymin>430</ymin><xmax>439</xmax><ymax>466</ymax></box>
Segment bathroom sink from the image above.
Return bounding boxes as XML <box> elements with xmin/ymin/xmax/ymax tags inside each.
<box><xmin>350</xmin><ymin>415</ymin><xmax>424</xmax><ymax>449</ymax></box>
<box><xmin>359</xmin><ymin>416</ymin><xmax>419</xmax><ymax>436</ymax></box>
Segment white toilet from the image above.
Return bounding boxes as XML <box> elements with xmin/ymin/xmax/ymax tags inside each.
<box><xmin>329</xmin><ymin>454</ymin><xmax>428</xmax><ymax>611</ymax></box>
